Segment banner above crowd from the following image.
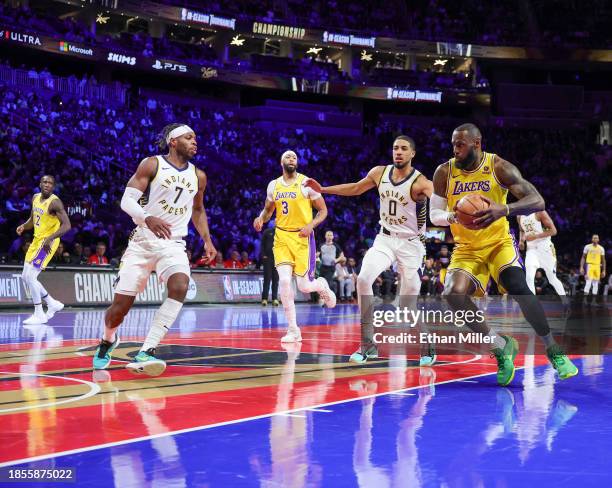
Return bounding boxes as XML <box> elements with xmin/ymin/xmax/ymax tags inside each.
<box><xmin>0</xmin><ymin>24</ymin><xmax>482</xmax><ymax>105</ymax></box>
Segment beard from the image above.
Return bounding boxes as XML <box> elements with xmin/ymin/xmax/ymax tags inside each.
<box><xmin>283</xmin><ymin>163</ymin><xmax>297</xmax><ymax>174</ymax></box>
<box><xmin>456</xmin><ymin>147</ymin><xmax>477</xmax><ymax>168</ymax></box>
<box><xmin>393</xmin><ymin>159</ymin><xmax>409</xmax><ymax>169</ymax></box>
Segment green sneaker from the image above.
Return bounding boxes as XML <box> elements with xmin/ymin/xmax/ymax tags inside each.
<box><xmin>491</xmin><ymin>335</ymin><xmax>519</xmax><ymax>386</ymax></box>
<box><xmin>92</xmin><ymin>335</ymin><xmax>120</xmax><ymax>370</ymax></box>
<box><xmin>349</xmin><ymin>343</ymin><xmax>378</xmax><ymax>364</ymax></box>
<box><xmin>546</xmin><ymin>345</ymin><xmax>578</xmax><ymax>380</ymax></box>
<box><xmin>126</xmin><ymin>348</ymin><xmax>167</xmax><ymax>377</ymax></box>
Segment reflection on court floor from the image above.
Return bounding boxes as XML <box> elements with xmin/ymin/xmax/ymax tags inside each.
<box><xmin>0</xmin><ymin>300</ymin><xmax>610</xmax><ymax>487</ymax></box>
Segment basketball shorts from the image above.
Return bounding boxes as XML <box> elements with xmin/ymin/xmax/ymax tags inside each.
<box><xmin>448</xmin><ymin>236</ymin><xmax>522</xmax><ymax>297</ymax></box>
<box><xmin>525</xmin><ymin>243</ymin><xmax>557</xmax><ymax>273</ymax></box>
<box><xmin>115</xmin><ymin>237</ymin><xmax>190</xmax><ymax>296</ymax></box>
<box><xmin>586</xmin><ymin>264</ymin><xmax>601</xmax><ymax>281</ymax></box>
<box><xmin>371</xmin><ymin>234</ymin><xmax>425</xmax><ymax>271</ymax></box>
<box><xmin>25</xmin><ymin>236</ymin><xmax>60</xmax><ymax>270</ymax></box>
<box><xmin>273</xmin><ymin>228</ymin><xmax>316</xmax><ymax>279</ymax></box>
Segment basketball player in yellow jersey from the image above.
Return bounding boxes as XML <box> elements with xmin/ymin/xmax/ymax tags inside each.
<box><xmin>580</xmin><ymin>234</ymin><xmax>606</xmax><ymax>296</ymax></box>
<box><xmin>253</xmin><ymin>150</ymin><xmax>336</xmax><ymax>343</ymax></box>
<box><xmin>430</xmin><ymin>123</ymin><xmax>577</xmax><ymax>384</ymax></box>
<box><xmin>16</xmin><ymin>175</ymin><xmax>71</xmax><ymax>325</ymax></box>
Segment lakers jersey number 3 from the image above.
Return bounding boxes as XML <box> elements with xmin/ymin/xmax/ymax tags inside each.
<box><xmin>267</xmin><ymin>173</ymin><xmax>318</xmax><ymax>278</ymax></box>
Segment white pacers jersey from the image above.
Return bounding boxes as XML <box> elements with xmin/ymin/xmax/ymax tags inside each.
<box><xmin>138</xmin><ymin>155</ymin><xmax>199</xmax><ymax>238</ymax></box>
<box><xmin>378</xmin><ymin>165</ymin><xmax>425</xmax><ymax>236</ymax></box>
<box><xmin>519</xmin><ymin>213</ymin><xmax>551</xmax><ymax>250</ymax></box>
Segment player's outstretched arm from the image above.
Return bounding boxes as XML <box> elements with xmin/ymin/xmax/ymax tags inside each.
<box><xmin>192</xmin><ymin>169</ymin><xmax>217</xmax><ymax>263</ymax></box>
<box><xmin>16</xmin><ymin>196</ymin><xmax>35</xmax><ymax>235</ymax></box>
<box><xmin>410</xmin><ymin>174</ymin><xmax>434</xmax><ymax>202</ymax></box>
<box><xmin>304</xmin><ymin>166</ymin><xmax>383</xmax><ymax>197</ymax></box>
<box><xmin>472</xmin><ymin>156</ymin><xmax>544</xmax><ymax>228</ymax></box>
<box><xmin>120</xmin><ymin>157</ymin><xmax>172</xmax><ymax>238</ymax></box>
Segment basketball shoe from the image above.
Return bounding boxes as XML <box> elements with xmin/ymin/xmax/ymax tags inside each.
<box><xmin>126</xmin><ymin>348</ymin><xmax>167</xmax><ymax>376</ymax></box>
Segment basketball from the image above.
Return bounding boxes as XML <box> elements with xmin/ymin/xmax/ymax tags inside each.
<box><xmin>455</xmin><ymin>194</ymin><xmax>490</xmax><ymax>226</ymax></box>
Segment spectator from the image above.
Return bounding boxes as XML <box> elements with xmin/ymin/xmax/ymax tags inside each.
<box><xmin>88</xmin><ymin>241</ymin><xmax>109</xmax><ymax>265</ymax></box>
<box><xmin>421</xmin><ymin>258</ymin><xmax>436</xmax><ymax>295</ymax></box>
<box><xmin>334</xmin><ymin>256</ymin><xmax>354</xmax><ymax>302</ymax></box>
<box><xmin>241</xmin><ymin>251</ymin><xmax>254</xmax><ymax>270</ymax></box>
<box><xmin>224</xmin><ymin>250</ymin><xmax>244</xmax><ymax>269</ymax></box>
<box><xmin>319</xmin><ymin>230</ymin><xmax>344</xmax><ymax>294</ymax></box>
<box><xmin>534</xmin><ymin>269</ymin><xmax>551</xmax><ymax>295</ymax></box>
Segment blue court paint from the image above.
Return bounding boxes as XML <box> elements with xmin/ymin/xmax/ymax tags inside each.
<box><xmin>7</xmin><ymin>357</ymin><xmax>610</xmax><ymax>488</ymax></box>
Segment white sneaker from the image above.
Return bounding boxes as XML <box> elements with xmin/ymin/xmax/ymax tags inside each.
<box><xmin>317</xmin><ymin>277</ymin><xmax>337</xmax><ymax>308</ymax></box>
<box><xmin>45</xmin><ymin>299</ymin><xmax>64</xmax><ymax>320</ymax></box>
<box><xmin>23</xmin><ymin>313</ymin><xmax>48</xmax><ymax>325</ymax></box>
<box><xmin>281</xmin><ymin>327</ymin><xmax>302</xmax><ymax>343</ymax></box>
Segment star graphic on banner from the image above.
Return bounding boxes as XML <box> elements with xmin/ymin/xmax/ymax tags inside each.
<box><xmin>306</xmin><ymin>47</ymin><xmax>322</xmax><ymax>55</ymax></box>
<box><xmin>434</xmin><ymin>59</ymin><xmax>448</xmax><ymax>66</ymax></box>
<box><xmin>230</xmin><ymin>35</ymin><xmax>245</xmax><ymax>46</ymax></box>
<box><xmin>96</xmin><ymin>14</ymin><xmax>110</xmax><ymax>24</ymax></box>
<box><xmin>360</xmin><ymin>50</ymin><xmax>372</xmax><ymax>61</ymax></box>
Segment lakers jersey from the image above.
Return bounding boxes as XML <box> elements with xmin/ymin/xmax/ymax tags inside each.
<box><xmin>32</xmin><ymin>193</ymin><xmax>60</xmax><ymax>239</ymax></box>
<box><xmin>446</xmin><ymin>152</ymin><xmax>509</xmax><ymax>247</ymax></box>
<box><xmin>377</xmin><ymin>165</ymin><xmax>425</xmax><ymax>235</ymax></box>
<box><xmin>138</xmin><ymin>155</ymin><xmax>199</xmax><ymax>237</ymax></box>
<box><xmin>267</xmin><ymin>173</ymin><xmax>317</xmax><ymax>231</ymax></box>
<box><xmin>583</xmin><ymin>244</ymin><xmax>604</xmax><ymax>266</ymax></box>
<box><xmin>519</xmin><ymin>213</ymin><xmax>551</xmax><ymax>250</ymax></box>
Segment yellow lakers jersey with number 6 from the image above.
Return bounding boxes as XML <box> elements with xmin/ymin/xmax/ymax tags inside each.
<box><xmin>445</xmin><ymin>152</ymin><xmax>521</xmax><ymax>296</ymax></box>
<box><xmin>25</xmin><ymin>193</ymin><xmax>60</xmax><ymax>270</ymax></box>
<box><xmin>446</xmin><ymin>152</ymin><xmax>510</xmax><ymax>247</ymax></box>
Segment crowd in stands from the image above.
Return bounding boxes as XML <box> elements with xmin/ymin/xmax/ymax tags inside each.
<box><xmin>0</xmin><ymin>63</ymin><xmax>610</xmax><ymax>296</ymax></box>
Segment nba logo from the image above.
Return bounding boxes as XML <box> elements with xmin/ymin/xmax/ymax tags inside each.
<box><xmin>222</xmin><ymin>275</ymin><xmax>234</xmax><ymax>301</ymax></box>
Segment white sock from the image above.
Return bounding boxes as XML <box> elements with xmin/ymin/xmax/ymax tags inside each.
<box><xmin>278</xmin><ymin>265</ymin><xmax>297</xmax><ymax>329</ymax></box>
<box><xmin>34</xmin><ymin>303</ymin><xmax>44</xmax><ymax>315</ymax></box>
<box><xmin>103</xmin><ymin>328</ymin><xmax>116</xmax><ymax>343</ymax></box>
<box><xmin>584</xmin><ymin>280</ymin><xmax>593</xmax><ymax>294</ymax></box>
<box><xmin>141</xmin><ymin>298</ymin><xmax>183</xmax><ymax>352</ymax></box>
<box><xmin>592</xmin><ymin>282</ymin><xmax>599</xmax><ymax>295</ymax></box>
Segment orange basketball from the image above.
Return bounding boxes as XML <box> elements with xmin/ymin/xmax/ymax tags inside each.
<box><xmin>455</xmin><ymin>194</ymin><xmax>490</xmax><ymax>227</ymax></box>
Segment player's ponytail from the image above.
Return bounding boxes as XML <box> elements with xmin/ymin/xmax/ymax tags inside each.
<box><xmin>156</xmin><ymin>123</ymin><xmax>186</xmax><ymax>150</ymax></box>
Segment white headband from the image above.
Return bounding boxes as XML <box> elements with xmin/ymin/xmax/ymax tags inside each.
<box><xmin>281</xmin><ymin>150</ymin><xmax>297</xmax><ymax>161</ymax></box>
<box><xmin>166</xmin><ymin>125</ymin><xmax>194</xmax><ymax>144</ymax></box>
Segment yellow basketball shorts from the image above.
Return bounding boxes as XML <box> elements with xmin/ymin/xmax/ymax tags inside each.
<box><xmin>273</xmin><ymin>228</ymin><xmax>316</xmax><ymax>279</ymax></box>
<box><xmin>586</xmin><ymin>264</ymin><xmax>601</xmax><ymax>281</ymax></box>
<box><xmin>25</xmin><ymin>236</ymin><xmax>59</xmax><ymax>270</ymax></box>
<box><xmin>447</xmin><ymin>236</ymin><xmax>523</xmax><ymax>296</ymax></box>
